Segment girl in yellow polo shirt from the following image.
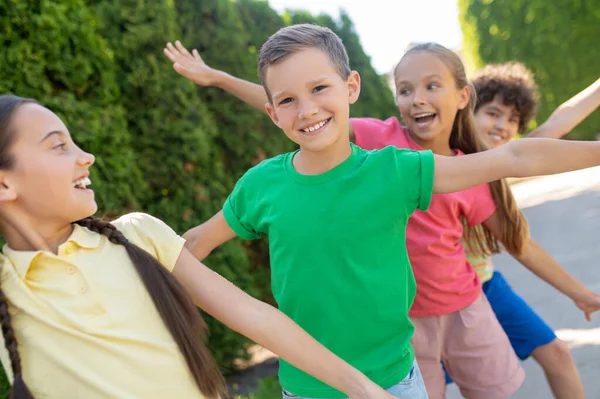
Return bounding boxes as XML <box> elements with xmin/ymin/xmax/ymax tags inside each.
<box><xmin>0</xmin><ymin>95</ymin><xmax>397</xmax><ymax>399</ymax></box>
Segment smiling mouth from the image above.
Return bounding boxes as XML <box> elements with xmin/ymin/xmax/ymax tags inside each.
<box><xmin>73</xmin><ymin>177</ymin><xmax>92</xmax><ymax>190</ymax></box>
<box><xmin>413</xmin><ymin>112</ymin><xmax>436</xmax><ymax>127</ymax></box>
<box><xmin>300</xmin><ymin>117</ymin><xmax>332</xmax><ymax>134</ymax></box>
<box><xmin>488</xmin><ymin>132</ymin><xmax>507</xmax><ymax>143</ymax></box>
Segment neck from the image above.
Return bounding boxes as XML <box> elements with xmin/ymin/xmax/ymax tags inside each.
<box><xmin>294</xmin><ymin>136</ymin><xmax>352</xmax><ymax>175</ymax></box>
<box><xmin>0</xmin><ymin>210</ymin><xmax>73</xmax><ymax>253</ymax></box>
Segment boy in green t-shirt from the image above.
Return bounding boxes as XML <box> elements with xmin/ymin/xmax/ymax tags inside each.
<box><xmin>176</xmin><ymin>24</ymin><xmax>600</xmax><ymax>399</ymax></box>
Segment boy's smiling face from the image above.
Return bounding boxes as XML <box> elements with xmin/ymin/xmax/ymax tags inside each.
<box><xmin>474</xmin><ymin>95</ymin><xmax>521</xmax><ymax>147</ymax></box>
<box><xmin>264</xmin><ymin>47</ymin><xmax>360</xmax><ymax>155</ymax></box>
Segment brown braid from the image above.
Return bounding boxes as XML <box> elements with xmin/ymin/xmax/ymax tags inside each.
<box><xmin>0</xmin><ymin>287</ymin><xmax>34</xmax><ymax>398</ymax></box>
<box><xmin>75</xmin><ymin>217</ymin><xmax>227</xmax><ymax>399</ymax></box>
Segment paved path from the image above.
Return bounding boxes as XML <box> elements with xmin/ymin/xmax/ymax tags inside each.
<box><xmin>448</xmin><ymin>166</ymin><xmax>600</xmax><ymax>398</ymax></box>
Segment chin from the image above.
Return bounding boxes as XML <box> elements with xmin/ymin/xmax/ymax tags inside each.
<box><xmin>73</xmin><ymin>203</ymin><xmax>98</xmax><ymax>221</ymax></box>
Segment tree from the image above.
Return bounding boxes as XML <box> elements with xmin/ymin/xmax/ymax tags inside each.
<box><xmin>459</xmin><ymin>0</ymin><xmax>600</xmax><ymax>140</ymax></box>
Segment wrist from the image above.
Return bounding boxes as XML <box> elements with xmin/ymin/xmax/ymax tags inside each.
<box><xmin>343</xmin><ymin>372</ymin><xmax>378</xmax><ymax>399</ymax></box>
<box><xmin>212</xmin><ymin>69</ymin><xmax>230</xmax><ymax>89</ymax></box>
<box><xmin>569</xmin><ymin>286</ymin><xmax>592</xmax><ymax>301</ymax></box>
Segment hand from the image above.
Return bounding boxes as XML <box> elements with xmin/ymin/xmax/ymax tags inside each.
<box><xmin>163</xmin><ymin>40</ymin><xmax>219</xmax><ymax>86</ymax></box>
<box><xmin>349</xmin><ymin>382</ymin><xmax>402</xmax><ymax>399</ymax></box>
<box><xmin>572</xmin><ymin>290</ymin><xmax>600</xmax><ymax>321</ymax></box>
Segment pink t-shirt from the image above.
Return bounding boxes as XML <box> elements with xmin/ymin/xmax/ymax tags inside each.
<box><xmin>352</xmin><ymin>117</ymin><xmax>496</xmax><ymax>317</ymax></box>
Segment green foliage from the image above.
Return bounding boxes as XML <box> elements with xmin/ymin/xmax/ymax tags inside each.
<box><xmin>234</xmin><ymin>377</ymin><xmax>282</xmax><ymax>399</ymax></box>
<box><xmin>459</xmin><ymin>0</ymin><xmax>600</xmax><ymax>140</ymax></box>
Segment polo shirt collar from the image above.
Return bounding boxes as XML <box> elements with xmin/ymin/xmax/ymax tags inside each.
<box><xmin>2</xmin><ymin>224</ymin><xmax>101</xmax><ymax>280</ymax></box>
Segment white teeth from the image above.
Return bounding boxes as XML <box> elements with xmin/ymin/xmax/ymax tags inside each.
<box><xmin>414</xmin><ymin>113</ymin><xmax>435</xmax><ymax>118</ymax></box>
<box><xmin>302</xmin><ymin>119</ymin><xmax>328</xmax><ymax>133</ymax></box>
<box><xmin>73</xmin><ymin>177</ymin><xmax>92</xmax><ymax>188</ymax></box>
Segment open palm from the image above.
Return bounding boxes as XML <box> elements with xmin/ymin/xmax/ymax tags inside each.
<box><xmin>163</xmin><ymin>40</ymin><xmax>216</xmax><ymax>86</ymax></box>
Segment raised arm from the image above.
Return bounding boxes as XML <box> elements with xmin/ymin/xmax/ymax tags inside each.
<box><xmin>483</xmin><ymin>212</ymin><xmax>600</xmax><ymax>321</ymax></box>
<box><xmin>183</xmin><ymin>211</ymin><xmax>236</xmax><ymax>261</ymax></box>
<box><xmin>164</xmin><ymin>41</ymin><xmax>269</xmax><ymax>113</ymax></box>
<box><xmin>172</xmin><ymin>248</ymin><xmax>397</xmax><ymax>399</ymax></box>
<box><xmin>433</xmin><ymin>138</ymin><xmax>600</xmax><ymax>194</ymax></box>
<box><xmin>528</xmin><ymin>77</ymin><xmax>600</xmax><ymax>139</ymax></box>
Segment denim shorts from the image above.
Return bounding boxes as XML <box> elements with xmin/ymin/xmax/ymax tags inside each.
<box><xmin>282</xmin><ymin>359</ymin><xmax>429</xmax><ymax>399</ymax></box>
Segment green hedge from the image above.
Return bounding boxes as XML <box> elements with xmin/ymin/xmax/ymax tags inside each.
<box><xmin>459</xmin><ymin>0</ymin><xmax>600</xmax><ymax>140</ymax></box>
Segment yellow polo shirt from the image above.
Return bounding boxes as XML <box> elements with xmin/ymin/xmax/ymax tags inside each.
<box><xmin>0</xmin><ymin>213</ymin><xmax>204</xmax><ymax>399</ymax></box>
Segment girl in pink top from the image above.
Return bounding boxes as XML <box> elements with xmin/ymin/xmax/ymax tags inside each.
<box><xmin>349</xmin><ymin>44</ymin><xmax>527</xmax><ymax>399</ymax></box>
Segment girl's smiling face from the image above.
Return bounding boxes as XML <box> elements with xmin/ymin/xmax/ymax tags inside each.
<box><xmin>394</xmin><ymin>51</ymin><xmax>470</xmax><ymax>153</ymax></box>
<box><xmin>1</xmin><ymin>103</ymin><xmax>97</xmax><ymax>226</ymax></box>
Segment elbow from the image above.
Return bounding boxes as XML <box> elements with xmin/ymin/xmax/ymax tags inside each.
<box><xmin>182</xmin><ymin>227</ymin><xmax>212</xmax><ymax>261</ymax></box>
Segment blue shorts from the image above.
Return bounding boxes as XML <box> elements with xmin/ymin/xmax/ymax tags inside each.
<box><xmin>445</xmin><ymin>271</ymin><xmax>556</xmax><ymax>384</ymax></box>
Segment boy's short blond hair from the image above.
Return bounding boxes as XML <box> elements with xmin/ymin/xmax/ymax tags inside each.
<box><xmin>258</xmin><ymin>24</ymin><xmax>351</xmax><ymax>102</ymax></box>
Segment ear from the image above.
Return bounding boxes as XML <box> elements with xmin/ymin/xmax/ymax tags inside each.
<box><xmin>265</xmin><ymin>102</ymin><xmax>282</xmax><ymax>129</ymax></box>
<box><xmin>347</xmin><ymin>70</ymin><xmax>361</xmax><ymax>105</ymax></box>
<box><xmin>0</xmin><ymin>173</ymin><xmax>17</xmax><ymax>202</ymax></box>
<box><xmin>457</xmin><ymin>85</ymin><xmax>470</xmax><ymax>110</ymax></box>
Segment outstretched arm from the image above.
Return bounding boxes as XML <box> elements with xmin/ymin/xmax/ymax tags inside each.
<box><xmin>433</xmin><ymin>138</ymin><xmax>600</xmax><ymax>194</ymax></box>
<box><xmin>529</xmin><ymin>77</ymin><xmax>600</xmax><ymax>139</ymax></box>
<box><xmin>483</xmin><ymin>212</ymin><xmax>600</xmax><ymax>321</ymax></box>
<box><xmin>164</xmin><ymin>41</ymin><xmax>269</xmax><ymax>113</ymax></box>
<box><xmin>172</xmin><ymin>248</ymin><xmax>398</xmax><ymax>399</ymax></box>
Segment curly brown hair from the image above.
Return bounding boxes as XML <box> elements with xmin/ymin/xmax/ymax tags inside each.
<box><xmin>472</xmin><ymin>62</ymin><xmax>539</xmax><ymax>133</ymax></box>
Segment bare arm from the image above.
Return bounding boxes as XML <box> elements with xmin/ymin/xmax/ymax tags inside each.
<box><xmin>483</xmin><ymin>212</ymin><xmax>600</xmax><ymax>321</ymax></box>
<box><xmin>172</xmin><ymin>248</ymin><xmax>397</xmax><ymax>399</ymax></box>
<box><xmin>182</xmin><ymin>211</ymin><xmax>237</xmax><ymax>261</ymax></box>
<box><xmin>528</xmin><ymin>77</ymin><xmax>600</xmax><ymax>139</ymax></box>
<box><xmin>433</xmin><ymin>138</ymin><xmax>600</xmax><ymax>194</ymax></box>
<box><xmin>164</xmin><ymin>41</ymin><xmax>269</xmax><ymax>113</ymax></box>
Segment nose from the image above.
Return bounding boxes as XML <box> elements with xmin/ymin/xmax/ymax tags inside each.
<box><xmin>77</xmin><ymin>148</ymin><xmax>95</xmax><ymax>168</ymax></box>
<box><xmin>411</xmin><ymin>87</ymin><xmax>426</xmax><ymax>107</ymax></box>
<box><xmin>495</xmin><ymin>115</ymin><xmax>508</xmax><ymax>131</ymax></box>
<box><xmin>297</xmin><ymin>98</ymin><xmax>319</xmax><ymax>120</ymax></box>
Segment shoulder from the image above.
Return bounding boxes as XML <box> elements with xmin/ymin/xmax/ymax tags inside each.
<box><xmin>237</xmin><ymin>153</ymin><xmax>289</xmax><ymax>184</ymax></box>
<box><xmin>112</xmin><ymin>212</ymin><xmax>181</xmax><ymax>250</ymax></box>
<box><xmin>112</xmin><ymin>212</ymin><xmax>174</xmax><ymax>234</ymax></box>
<box><xmin>112</xmin><ymin>213</ymin><xmax>184</xmax><ymax>271</ymax></box>
<box><xmin>351</xmin><ymin>116</ymin><xmax>403</xmax><ymax>130</ymax></box>
<box><xmin>351</xmin><ymin>117</ymin><xmax>410</xmax><ymax>149</ymax></box>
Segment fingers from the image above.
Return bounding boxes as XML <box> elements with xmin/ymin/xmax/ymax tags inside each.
<box><xmin>163</xmin><ymin>46</ymin><xmax>177</xmax><ymax>62</ymax></box>
<box><xmin>192</xmin><ymin>48</ymin><xmax>202</xmax><ymax>61</ymax></box>
<box><xmin>175</xmin><ymin>40</ymin><xmax>194</xmax><ymax>59</ymax></box>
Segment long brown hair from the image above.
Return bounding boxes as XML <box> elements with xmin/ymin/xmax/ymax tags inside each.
<box><xmin>0</xmin><ymin>95</ymin><xmax>227</xmax><ymax>399</ymax></box>
<box><xmin>396</xmin><ymin>44</ymin><xmax>530</xmax><ymax>255</ymax></box>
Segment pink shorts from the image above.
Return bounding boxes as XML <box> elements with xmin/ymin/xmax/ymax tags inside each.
<box><xmin>410</xmin><ymin>294</ymin><xmax>524</xmax><ymax>399</ymax></box>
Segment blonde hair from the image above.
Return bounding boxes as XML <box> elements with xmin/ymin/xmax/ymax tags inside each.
<box><xmin>396</xmin><ymin>43</ymin><xmax>530</xmax><ymax>255</ymax></box>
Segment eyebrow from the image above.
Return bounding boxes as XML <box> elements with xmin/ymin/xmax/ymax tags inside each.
<box><xmin>271</xmin><ymin>76</ymin><xmax>330</xmax><ymax>102</ymax></box>
<box><xmin>39</xmin><ymin>130</ymin><xmax>63</xmax><ymax>143</ymax></box>
<box><xmin>484</xmin><ymin>105</ymin><xmax>520</xmax><ymax>118</ymax></box>
<box><xmin>396</xmin><ymin>74</ymin><xmax>443</xmax><ymax>86</ymax></box>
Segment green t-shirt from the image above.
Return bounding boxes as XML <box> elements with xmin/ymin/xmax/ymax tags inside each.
<box><xmin>223</xmin><ymin>143</ymin><xmax>434</xmax><ymax>398</ymax></box>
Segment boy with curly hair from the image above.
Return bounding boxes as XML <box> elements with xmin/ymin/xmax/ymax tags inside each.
<box><xmin>457</xmin><ymin>62</ymin><xmax>600</xmax><ymax>399</ymax></box>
